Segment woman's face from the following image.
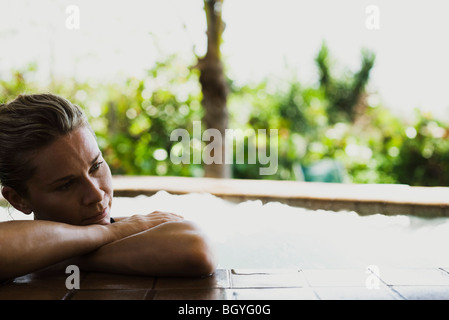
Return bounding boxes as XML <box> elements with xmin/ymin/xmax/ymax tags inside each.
<box><xmin>24</xmin><ymin>126</ymin><xmax>113</xmax><ymax>226</ymax></box>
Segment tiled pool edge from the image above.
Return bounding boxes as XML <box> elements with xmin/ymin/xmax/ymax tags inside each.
<box><xmin>3</xmin><ymin>267</ymin><xmax>449</xmax><ymax>300</ymax></box>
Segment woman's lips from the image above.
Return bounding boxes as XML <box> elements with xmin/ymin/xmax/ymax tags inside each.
<box><xmin>83</xmin><ymin>208</ymin><xmax>108</xmax><ymax>225</ymax></box>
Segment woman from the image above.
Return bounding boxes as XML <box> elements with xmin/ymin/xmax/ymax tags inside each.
<box><xmin>0</xmin><ymin>93</ymin><xmax>216</xmax><ymax>281</ymax></box>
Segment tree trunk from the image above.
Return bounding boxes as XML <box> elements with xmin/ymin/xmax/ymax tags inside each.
<box><xmin>197</xmin><ymin>0</ymin><xmax>230</xmax><ymax>178</ymax></box>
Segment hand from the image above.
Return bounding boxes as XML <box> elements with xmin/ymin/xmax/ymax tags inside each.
<box><xmin>138</xmin><ymin>211</ymin><xmax>185</xmax><ymax>229</ymax></box>
<box><xmin>108</xmin><ymin>211</ymin><xmax>184</xmax><ymax>240</ymax></box>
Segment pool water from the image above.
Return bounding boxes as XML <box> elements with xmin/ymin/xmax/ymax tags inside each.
<box><xmin>2</xmin><ymin>191</ymin><xmax>449</xmax><ymax>269</ymax></box>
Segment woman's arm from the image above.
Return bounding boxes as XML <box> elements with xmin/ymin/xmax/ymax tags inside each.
<box><xmin>76</xmin><ymin>220</ymin><xmax>217</xmax><ymax>277</ymax></box>
<box><xmin>0</xmin><ymin>220</ymin><xmax>114</xmax><ymax>280</ymax></box>
<box><xmin>0</xmin><ymin>212</ymin><xmax>183</xmax><ymax>280</ymax></box>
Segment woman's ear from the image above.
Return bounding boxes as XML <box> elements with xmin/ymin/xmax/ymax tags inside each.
<box><xmin>1</xmin><ymin>186</ymin><xmax>33</xmax><ymax>215</ymax></box>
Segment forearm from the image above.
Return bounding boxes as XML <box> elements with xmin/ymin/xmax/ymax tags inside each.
<box><xmin>78</xmin><ymin>221</ymin><xmax>217</xmax><ymax>277</ymax></box>
<box><xmin>0</xmin><ymin>220</ymin><xmax>113</xmax><ymax>280</ymax></box>
<box><xmin>0</xmin><ymin>212</ymin><xmax>185</xmax><ymax>280</ymax></box>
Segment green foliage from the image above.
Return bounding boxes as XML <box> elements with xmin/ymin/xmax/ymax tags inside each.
<box><xmin>390</xmin><ymin>112</ymin><xmax>449</xmax><ymax>186</ymax></box>
<box><xmin>0</xmin><ymin>63</ymin><xmax>39</xmax><ymax>100</ymax></box>
<box><xmin>1</xmin><ymin>48</ymin><xmax>449</xmax><ymax>186</ymax></box>
<box><xmin>316</xmin><ymin>42</ymin><xmax>375</xmax><ymax>123</ymax></box>
<box><xmin>96</xmin><ymin>56</ymin><xmax>205</xmax><ymax>177</ymax></box>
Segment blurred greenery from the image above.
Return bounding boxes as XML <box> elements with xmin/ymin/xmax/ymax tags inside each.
<box><xmin>1</xmin><ymin>45</ymin><xmax>449</xmax><ymax>186</ymax></box>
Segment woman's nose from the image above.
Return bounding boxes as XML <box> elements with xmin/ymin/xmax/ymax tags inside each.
<box><xmin>82</xmin><ymin>177</ymin><xmax>104</xmax><ymax>206</ymax></box>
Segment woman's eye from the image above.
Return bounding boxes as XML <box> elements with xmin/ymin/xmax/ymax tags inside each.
<box><xmin>90</xmin><ymin>161</ymin><xmax>103</xmax><ymax>173</ymax></box>
<box><xmin>57</xmin><ymin>181</ymin><xmax>74</xmax><ymax>191</ymax></box>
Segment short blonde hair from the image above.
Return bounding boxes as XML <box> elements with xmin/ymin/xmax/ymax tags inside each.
<box><xmin>0</xmin><ymin>93</ymin><xmax>90</xmax><ymax>196</ymax></box>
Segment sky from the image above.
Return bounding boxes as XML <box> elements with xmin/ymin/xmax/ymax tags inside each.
<box><xmin>1</xmin><ymin>0</ymin><xmax>449</xmax><ymax>119</ymax></box>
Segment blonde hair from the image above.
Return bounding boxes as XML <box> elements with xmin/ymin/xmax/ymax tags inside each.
<box><xmin>0</xmin><ymin>93</ymin><xmax>90</xmax><ymax>196</ymax></box>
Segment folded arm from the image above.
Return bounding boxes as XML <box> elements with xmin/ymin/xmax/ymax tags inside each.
<box><xmin>0</xmin><ymin>211</ymin><xmax>216</xmax><ymax>281</ymax></box>
<box><xmin>75</xmin><ymin>220</ymin><xmax>217</xmax><ymax>277</ymax></box>
<box><xmin>0</xmin><ymin>220</ymin><xmax>114</xmax><ymax>280</ymax></box>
